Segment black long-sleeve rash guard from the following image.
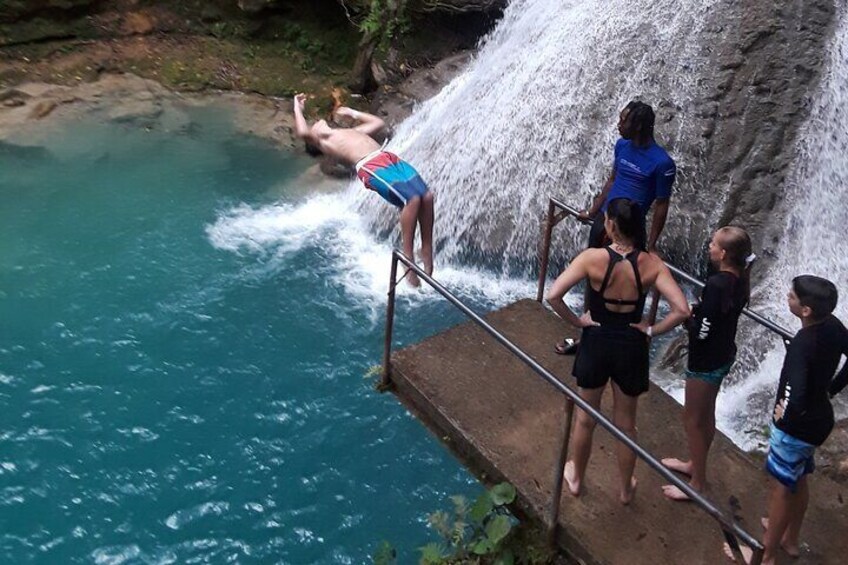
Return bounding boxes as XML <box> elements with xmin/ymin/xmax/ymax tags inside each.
<box><xmin>775</xmin><ymin>314</ymin><xmax>848</xmax><ymax>446</ymax></box>
<box><xmin>687</xmin><ymin>272</ymin><xmax>747</xmax><ymax>372</ymax></box>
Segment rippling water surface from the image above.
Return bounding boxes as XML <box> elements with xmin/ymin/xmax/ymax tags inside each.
<box><xmin>0</xmin><ymin>109</ymin><xmax>534</xmax><ymax>563</ymax></box>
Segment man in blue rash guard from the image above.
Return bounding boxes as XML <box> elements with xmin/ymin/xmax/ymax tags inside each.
<box><xmin>557</xmin><ymin>101</ymin><xmax>676</xmax><ymax>355</ymax></box>
<box><xmin>726</xmin><ymin>275</ymin><xmax>848</xmax><ymax>564</ymax></box>
<box><xmin>579</xmin><ymin>101</ymin><xmax>676</xmax><ymax>253</ymax></box>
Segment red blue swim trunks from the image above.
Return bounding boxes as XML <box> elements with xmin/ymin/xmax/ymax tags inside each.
<box><xmin>355</xmin><ymin>150</ymin><xmax>429</xmax><ymax>208</ymax></box>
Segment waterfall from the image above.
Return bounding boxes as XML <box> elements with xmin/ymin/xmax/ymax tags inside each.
<box><xmin>357</xmin><ymin>0</ymin><xmax>722</xmax><ymax>273</ymax></box>
<box><xmin>716</xmin><ymin>7</ymin><xmax>848</xmax><ymax>448</ymax></box>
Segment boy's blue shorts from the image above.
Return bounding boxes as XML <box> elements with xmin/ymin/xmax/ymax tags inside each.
<box><xmin>766</xmin><ymin>424</ymin><xmax>816</xmax><ymax>492</ymax></box>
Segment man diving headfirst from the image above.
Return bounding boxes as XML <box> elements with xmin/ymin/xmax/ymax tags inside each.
<box><xmin>293</xmin><ymin>93</ymin><xmax>434</xmax><ymax>287</ymax></box>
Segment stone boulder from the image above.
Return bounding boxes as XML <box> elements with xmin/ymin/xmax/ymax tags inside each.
<box><xmin>0</xmin><ymin>0</ymin><xmax>99</xmax><ymax>23</ymax></box>
<box><xmin>236</xmin><ymin>0</ymin><xmax>276</xmax><ymax>14</ymax></box>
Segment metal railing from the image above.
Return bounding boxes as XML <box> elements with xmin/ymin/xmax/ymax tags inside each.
<box><xmin>381</xmin><ymin>249</ymin><xmax>764</xmax><ymax>564</ymax></box>
<box><xmin>536</xmin><ymin>196</ymin><xmax>794</xmax><ymax>344</ymax></box>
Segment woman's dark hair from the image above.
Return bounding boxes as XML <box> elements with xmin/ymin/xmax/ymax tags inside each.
<box><xmin>605</xmin><ymin>198</ymin><xmax>644</xmax><ymax>244</ymax></box>
<box><xmin>792</xmin><ymin>275</ymin><xmax>838</xmax><ymax>320</ymax></box>
<box><xmin>717</xmin><ymin>226</ymin><xmax>754</xmax><ymax>304</ymax></box>
<box><xmin>627</xmin><ymin>102</ymin><xmax>655</xmax><ymax>141</ymax></box>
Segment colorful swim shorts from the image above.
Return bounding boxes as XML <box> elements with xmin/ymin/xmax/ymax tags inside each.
<box><xmin>685</xmin><ymin>360</ymin><xmax>733</xmax><ymax>387</ymax></box>
<box><xmin>766</xmin><ymin>424</ymin><xmax>816</xmax><ymax>492</ymax></box>
<box><xmin>355</xmin><ymin>150</ymin><xmax>429</xmax><ymax>208</ymax></box>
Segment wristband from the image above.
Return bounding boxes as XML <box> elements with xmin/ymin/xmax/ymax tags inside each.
<box><xmin>646</xmin><ymin>325</ymin><xmax>653</xmax><ymax>337</ymax></box>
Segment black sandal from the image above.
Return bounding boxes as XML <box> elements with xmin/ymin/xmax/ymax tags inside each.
<box><xmin>554</xmin><ymin>338</ymin><xmax>579</xmax><ymax>355</ymax></box>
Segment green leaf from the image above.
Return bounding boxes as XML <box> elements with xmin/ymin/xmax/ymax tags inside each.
<box><xmin>450</xmin><ymin>495</ymin><xmax>468</xmax><ymax>517</ymax></box>
<box><xmin>489</xmin><ymin>483</ymin><xmax>516</xmax><ymax>506</ymax></box>
<box><xmin>470</xmin><ymin>538</ymin><xmax>494</xmax><ymax>555</ymax></box>
<box><xmin>469</xmin><ymin>493</ymin><xmax>494</xmax><ymax>523</ymax></box>
<box><xmin>494</xmin><ymin>549</ymin><xmax>515</xmax><ymax>565</ymax></box>
<box><xmin>485</xmin><ymin>515</ymin><xmax>512</xmax><ymax>546</ymax></box>
<box><xmin>373</xmin><ymin>540</ymin><xmax>397</xmax><ymax>565</ymax></box>
<box><xmin>419</xmin><ymin>542</ymin><xmax>447</xmax><ymax>564</ymax></box>
<box><xmin>427</xmin><ymin>510</ymin><xmax>451</xmax><ymax>539</ymax></box>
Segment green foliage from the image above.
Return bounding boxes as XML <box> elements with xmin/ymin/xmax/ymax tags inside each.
<box><xmin>359</xmin><ymin>0</ymin><xmax>411</xmax><ymax>50</ymax></box>
<box><xmin>417</xmin><ymin>482</ymin><xmax>518</xmax><ymax>564</ymax></box>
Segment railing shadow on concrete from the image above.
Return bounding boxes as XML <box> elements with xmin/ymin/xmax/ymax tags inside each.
<box><xmin>381</xmin><ymin>218</ymin><xmax>770</xmax><ymax>563</ymax></box>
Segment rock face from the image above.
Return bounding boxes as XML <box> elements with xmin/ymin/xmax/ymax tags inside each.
<box><xmin>0</xmin><ymin>73</ymin><xmax>299</xmax><ymax>149</ymax></box>
<box><xmin>681</xmin><ymin>0</ymin><xmax>836</xmax><ymax>268</ymax></box>
<box><xmin>819</xmin><ymin>419</ymin><xmax>848</xmax><ymax>485</ymax></box>
<box><xmin>0</xmin><ymin>0</ymin><xmax>100</xmax><ymax>22</ymax></box>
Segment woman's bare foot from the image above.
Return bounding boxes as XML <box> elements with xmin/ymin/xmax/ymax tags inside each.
<box><xmin>760</xmin><ymin>517</ymin><xmax>801</xmax><ymax>557</ymax></box>
<box><xmin>661</xmin><ymin>484</ymin><xmax>693</xmax><ymax>502</ymax></box>
<box><xmin>563</xmin><ymin>461</ymin><xmax>581</xmax><ymax>497</ymax></box>
<box><xmin>620</xmin><ymin>476</ymin><xmax>638</xmax><ymax>505</ymax></box>
<box><xmin>661</xmin><ymin>457</ymin><xmax>693</xmax><ymax>476</ymax></box>
<box><xmin>722</xmin><ymin>542</ymin><xmax>754</xmax><ymax>563</ymax></box>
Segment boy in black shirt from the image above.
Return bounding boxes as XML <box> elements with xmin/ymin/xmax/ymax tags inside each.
<box><xmin>729</xmin><ymin>275</ymin><xmax>848</xmax><ymax>564</ymax></box>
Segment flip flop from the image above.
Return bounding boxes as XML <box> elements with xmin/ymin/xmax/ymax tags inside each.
<box><xmin>554</xmin><ymin>338</ymin><xmax>579</xmax><ymax>355</ymax></box>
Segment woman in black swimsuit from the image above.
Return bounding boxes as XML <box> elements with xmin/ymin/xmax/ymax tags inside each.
<box><xmin>546</xmin><ymin>198</ymin><xmax>690</xmax><ymax>504</ymax></box>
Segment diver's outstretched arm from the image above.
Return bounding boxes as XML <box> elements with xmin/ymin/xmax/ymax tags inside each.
<box><xmin>336</xmin><ymin>106</ymin><xmax>386</xmax><ymax>137</ymax></box>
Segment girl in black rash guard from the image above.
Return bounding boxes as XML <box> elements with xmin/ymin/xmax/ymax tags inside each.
<box><xmin>661</xmin><ymin>227</ymin><xmax>754</xmax><ymax>501</ymax></box>
<box><xmin>546</xmin><ymin>199</ymin><xmax>689</xmax><ymax>505</ymax></box>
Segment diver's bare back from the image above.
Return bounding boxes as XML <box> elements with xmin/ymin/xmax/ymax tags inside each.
<box><xmin>319</xmin><ymin>127</ymin><xmax>381</xmax><ymax>165</ymax></box>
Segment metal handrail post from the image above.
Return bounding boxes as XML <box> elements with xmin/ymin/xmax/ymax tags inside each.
<box><xmin>381</xmin><ymin>253</ymin><xmax>399</xmax><ymax>390</ymax></box>
<box><xmin>546</xmin><ymin>398</ymin><xmax>574</xmax><ymax>548</ymax></box>
<box><xmin>388</xmin><ymin>249</ymin><xmax>764</xmax><ymax>555</ymax></box>
<box><xmin>536</xmin><ymin>200</ymin><xmax>557</xmax><ymax>302</ymax></box>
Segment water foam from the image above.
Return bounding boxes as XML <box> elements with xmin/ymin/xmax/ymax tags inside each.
<box><xmin>206</xmin><ymin>193</ymin><xmax>537</xmax><ymax>318</ymax></box>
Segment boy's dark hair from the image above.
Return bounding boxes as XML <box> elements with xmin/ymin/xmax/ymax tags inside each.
<box><xmin>793</xmin><ymin>275</ymin><xmax>838</xmax><ymax>320</ymax></box>
<box><xmin>627</xmin><ymin>101</ymin><xmax>655</xmax><ymax>140</ymax></box>
<box><xmin>304</xmin><ymin>142</ymin><xmax>322</xmax><ymax>157</ymax></box>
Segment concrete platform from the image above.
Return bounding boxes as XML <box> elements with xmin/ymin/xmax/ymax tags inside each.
<box><xmin>388</xmin><ymin>299</ymin><xmax>848</xmax><ymax>564</ymax></box>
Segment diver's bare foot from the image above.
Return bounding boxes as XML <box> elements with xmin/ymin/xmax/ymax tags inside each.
<box><xmin>418</xmin><ymin>247</ymin><xmax>433</xmax><ymax>276</ymax></box>
<box><xmin>760</xmin><ymin>518</ymin><xmax>800</xmax><ymax>558</ymax></box>
<box><xmin>563</xmin><ymin>461</ymin><xmax>581</xmax><ymax>497</ymax></box>
<box><xmin>661</xmin><ymin>484</ymin><xmax>693</xmax><ymax>502</ymax></box>
<box><xmin>661</xmin><ymin>457</ymin><xmax>693</xmax><ymax>476</ymax></box>
<box><xmin>722</xmin><ymin>542</ymin><xmax>755</xmax><ymax>563</ymax></box>
<box><xmin>620</xmin><ymin>476</ymin><xmax>638</xmax><ymax>505</ymax></box>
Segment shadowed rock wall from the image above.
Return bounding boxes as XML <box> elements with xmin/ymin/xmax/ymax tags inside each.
<box><xmin>701</xmin><ymin>0</ymin><xmax>836</xmax><ymax>268</ymax></box>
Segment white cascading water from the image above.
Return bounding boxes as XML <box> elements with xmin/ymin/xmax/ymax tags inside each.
<box><xmin>715</xmin><ymin>7</ymin><xmax>848</xmax><ymax>448</ymax></box>
<box><xmin>357</xmin><ymin>0</ymin><xmax>722</xmax><ymax>272</ymax></box>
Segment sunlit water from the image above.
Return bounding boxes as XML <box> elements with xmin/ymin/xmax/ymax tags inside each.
<box><xmin>0</xmin><ymin>109</ymin><xmax>535</xmax><ymax>563</ymax></box>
